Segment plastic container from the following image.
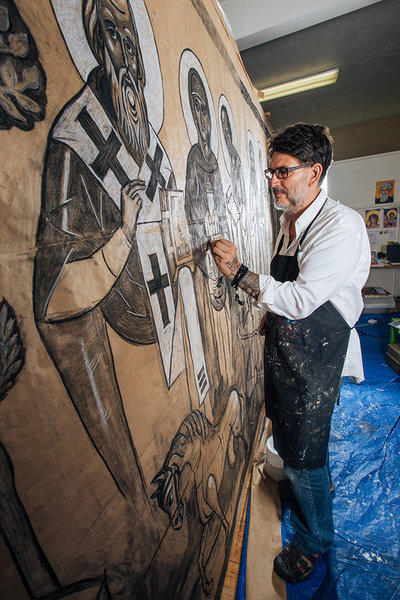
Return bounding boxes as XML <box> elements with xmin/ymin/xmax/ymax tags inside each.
<box><xmin>262</xmin><ymin>435</ymin><xmax>287</xmax><ymax>481</ymax></box>
<box><xmin>363</xmin><ymin>295</ymin><xmax>396</xmax><ymax>314</ymax></box>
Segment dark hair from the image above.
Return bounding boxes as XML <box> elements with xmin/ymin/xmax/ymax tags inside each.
<box><xmin>267</xmin><ymin>123</ymin><xmax>334</xmax><ymax>181</ymax></box>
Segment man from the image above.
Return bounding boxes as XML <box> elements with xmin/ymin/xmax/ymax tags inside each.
<box><xmin>211</xmin><ymin>123</ymin><xmax>370</xmax><ymax>582</ymax></box>
<box><xmin>34</xmin><ymin>0</ymin><xmax>175</xmax><ymax>512</ymax></box>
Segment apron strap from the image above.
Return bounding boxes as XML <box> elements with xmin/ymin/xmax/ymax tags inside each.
<box><xmin>298</xmin><ymin>198</ymin><xmax>328</xmax><ymax>248</ymax></box>
<box><xmin>274</xmin><ymin>197</ymin><xmax>328</xmax><ymax>257</ymax></box>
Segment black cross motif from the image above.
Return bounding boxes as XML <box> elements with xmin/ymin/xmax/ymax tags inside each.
<box><xmin>147</xmin><ymin>253</ymin><xmax>170</xmax><ymax>328</ymax></box>
<box><xmin>145</xmin><ymin>144</ymin><xmax>166</xmax><ymax>202</ymax></box>
<box><xmin>77</xmin><ymin>107</ymin><xmax>129</xmax><ymax>186</ymax></box>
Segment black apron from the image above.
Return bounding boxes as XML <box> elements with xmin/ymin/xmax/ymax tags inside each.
<box><xmin>264</xmin><ymin>201</ymin><xmax>351</xmax><ymax>469</ymax></box>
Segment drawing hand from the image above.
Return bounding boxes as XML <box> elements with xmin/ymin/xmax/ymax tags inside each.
<box><xmin>210</xmin><ymin>237</ymin><xmax>240</xmax><ymax>281</ymax></box>
<box><xmin>121</xmin><ymin>179</ymin><xmax>145</xmax><ymax>242</ymax></box>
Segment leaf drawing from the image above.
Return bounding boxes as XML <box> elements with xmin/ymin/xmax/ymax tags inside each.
<box><xmin>0</xmin><ymin>1</ymin><xmax>46</xmax><ymax>130</ymax></box>
<box><xmin>0</xmin><ymin>298</ymin><xmax>25</xmax><ymax>402</ymax></box>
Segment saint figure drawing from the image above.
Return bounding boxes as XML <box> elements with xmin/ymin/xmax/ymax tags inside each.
<box><xmin>183</xmin><ymin>61</ymin><xmax>232</xmax><ymax>417</ymax></box>
<box><xmin>34</xmin><ymin>0</ymin><xmax>175</xmax><ymax>511</ymax></box>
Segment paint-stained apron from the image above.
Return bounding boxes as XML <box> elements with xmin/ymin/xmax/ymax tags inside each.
<box><xmin>264</xmin><ymin>202</ymin><xmax>351</xmax><ymax>469</ymax></box>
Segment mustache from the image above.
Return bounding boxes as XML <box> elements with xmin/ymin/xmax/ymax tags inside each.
<box><xmin>272</xmin><ymin>186</ymin><xmax>287</xmax><ymax>195</ymax></box>
<box><xmin>120</xmin><ymin>68</ymin><xmax>137</xmax><ymax>97</ymax></box>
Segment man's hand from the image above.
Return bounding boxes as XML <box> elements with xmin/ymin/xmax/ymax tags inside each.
<box><xmin>210</xmin><ymin>237</ymin><xmax>240</xmax><ymax>281</ymax></box>
<box><xmin>121</xmin><ymin>179</ymin><xmax>145</xmax><ymax>242</ymax></box>
<box><xmin>211</xmin><ymin>237</ymin><xmax>261</xmax><ymax>300</ymax></box>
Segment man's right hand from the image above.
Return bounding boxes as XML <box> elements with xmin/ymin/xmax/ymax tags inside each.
<box><xmin>210</xmin><ymin>237</ymin><xmax>240</xmax><ymax>281</ymax></box>
<box><xmin>121</xmin><ymin>179</ymin><xmax>146</xmax><ymax>242</ymax></box>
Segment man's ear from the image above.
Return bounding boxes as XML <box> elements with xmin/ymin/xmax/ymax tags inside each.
<box><xmin>309</xmin><ymin>162</ymin><xmax>323</xmax><ymax>186</ymax></box>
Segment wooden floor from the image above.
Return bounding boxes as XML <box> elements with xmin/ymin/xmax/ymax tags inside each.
<box><xmin>220</xmin><ymin>468</ymin><xmax>252</xmax><ymax>599</ymax></box>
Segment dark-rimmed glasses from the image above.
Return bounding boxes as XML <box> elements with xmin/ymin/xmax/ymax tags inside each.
<box><xmin>264</xmin><ymin>163</ymin><xmax>314</xmax><ymax>181</ymax></box>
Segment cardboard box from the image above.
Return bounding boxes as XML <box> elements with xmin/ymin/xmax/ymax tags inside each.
<box><xmin>386</xmin><ymin>343</ymin><xmax>400</xmax><ymax>374</ymax></box>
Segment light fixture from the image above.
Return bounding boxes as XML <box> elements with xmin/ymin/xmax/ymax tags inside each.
<box><xmin>258</xmin><ymin>68</ymin><xmax>339</xmax><ymax>102</ymax></box>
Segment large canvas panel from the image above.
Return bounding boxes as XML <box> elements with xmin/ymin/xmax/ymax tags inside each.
<box><xmin>0</xmin><ymin>0</ymin><xmax>274</xmax><ymax>597</ymax></box>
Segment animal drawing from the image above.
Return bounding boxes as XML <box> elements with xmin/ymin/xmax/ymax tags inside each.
<box><xmin>152</xmin><ymin>388</ymin><xmax>246</xmax><ymax>594</ymax></box>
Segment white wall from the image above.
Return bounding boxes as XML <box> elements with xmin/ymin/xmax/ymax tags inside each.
<box><xmin>328</xmin><ymin>150</ymin><xmax>400</xmax><ymax>209</ymax></box>
<box><xmin>328</xmin><ymin>150</ymin><xmax>400</xmax><ymax>297</ymax></box>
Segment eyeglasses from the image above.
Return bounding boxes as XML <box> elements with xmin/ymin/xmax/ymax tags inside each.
<box><xmin>264</xmin><ymin>163</ymin><xmax>314</xmax><ymax>181</ymax></box>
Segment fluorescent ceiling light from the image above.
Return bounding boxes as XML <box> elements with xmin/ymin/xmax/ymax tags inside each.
<box><xmin>258</xmin><ymin>68</ymin><xmax>339</xmax><ymax>102</ymax></box>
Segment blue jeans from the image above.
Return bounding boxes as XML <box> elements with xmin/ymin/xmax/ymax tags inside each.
<box><xmin>284</xmin><ymin>456</ymin><xmax>333</xmax><ymax>555</ymax></box>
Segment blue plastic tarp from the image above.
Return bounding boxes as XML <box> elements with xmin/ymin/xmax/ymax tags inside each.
<box><xmin>283</xmin><ymin>313</ymin><xmax>400</xmax><ymax>600</ymax></box>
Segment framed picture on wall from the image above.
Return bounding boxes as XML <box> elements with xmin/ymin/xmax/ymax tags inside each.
<box><xmin>375</xmin><ymin>179</ymin><xmax>395</xmax><ymax>204</ymax></box>
<box><xmin>365</xmin><ymin>209</ymin><xmax>381</xmax><ymax>228</ymax></box>
<box><xmin>383</xmin><ymin>207</ymin><xmax>398</xmax><ymax>228</ymax></box>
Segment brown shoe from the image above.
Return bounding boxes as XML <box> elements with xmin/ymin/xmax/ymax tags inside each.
<box><xmin>273</xmin><ymin>541</ymin><xmax>319</xmax><ymax>583</ymax></box>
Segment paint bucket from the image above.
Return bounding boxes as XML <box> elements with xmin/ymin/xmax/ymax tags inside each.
<box><xmin>262</xmin><ymin>435</ymin><xmax>287</xmax><ymax>481</ymax></box>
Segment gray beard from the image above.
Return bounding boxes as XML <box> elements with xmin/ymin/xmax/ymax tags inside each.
<box><xmin>379</xmin><ymin>192</ymin><xmax>389</xmax><ymax>202</ymax></box>
<box><xmin>105</xmin><ymin>50</ymin><xmax>149</xmax><ymax>165</ymax></box>
<box><xmin>272</xmin><ymin>183</ymin><xmax>309</xmax><ymax>215</ymax></box>
<box><xmin>273</xmin><ymin>194</ymin><xmax>300</xmax><ymax>215</ymax></box>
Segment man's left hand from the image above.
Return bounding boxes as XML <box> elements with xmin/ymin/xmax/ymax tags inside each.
<box><xmin>210</xmin><ymin>238</ymin><xmax>240</xmax><ymax>281</ymax></box>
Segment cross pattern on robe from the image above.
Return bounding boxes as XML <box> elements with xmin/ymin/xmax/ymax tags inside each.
<box><xmin>77</xmin><ymin>107</ymin><xmax>129</xmax><ymax>186</ymax></box>
<box><xmin>147</xmin><ymin>253</ymin><xmax>170</xmax><ymax>328</ymax></box>
<box><xmin>145</xmin><ymin>143</ymin><xmax>166</xmax><ymax>202</ymax></box>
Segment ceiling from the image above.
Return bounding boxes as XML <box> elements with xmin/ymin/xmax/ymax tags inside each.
<box><xmin>219</xmin><ymin>0</ymin><xmax>400</xmax><ymax>145</ymax></box>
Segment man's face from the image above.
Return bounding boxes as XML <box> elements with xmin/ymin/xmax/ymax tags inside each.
<box><xmin>268</xmin><ymin>152</ymin><xmax>310</xmax><ymax>215</ymax></box>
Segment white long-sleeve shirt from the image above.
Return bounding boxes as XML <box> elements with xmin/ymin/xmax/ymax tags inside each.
<box><xmin>257</xmin><ymin>190</ymin><xmax>371</xmax><ymax>382</ymax></box>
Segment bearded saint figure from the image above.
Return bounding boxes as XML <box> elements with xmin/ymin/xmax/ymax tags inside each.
<box><xmin>34</xmin><ymin>0</ymin><xmax>176</xmax><ymax>513</ymax></box>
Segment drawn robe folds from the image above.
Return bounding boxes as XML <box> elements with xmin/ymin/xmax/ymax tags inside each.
<box><xmin>34</xmin><ymin>74</ymin><xmax>184</xmax><ymax>385</ymax></box>
<box><xmin>184</xmin><ymin>144</ymin><xmax>233</xmax><ymax>412</ymax></box>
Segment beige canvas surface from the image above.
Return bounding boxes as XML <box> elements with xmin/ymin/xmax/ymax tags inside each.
<box><xmin>0</xmin><ymin>0</ymin><xmax>274</xmax><ymax>597</ymax></box>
